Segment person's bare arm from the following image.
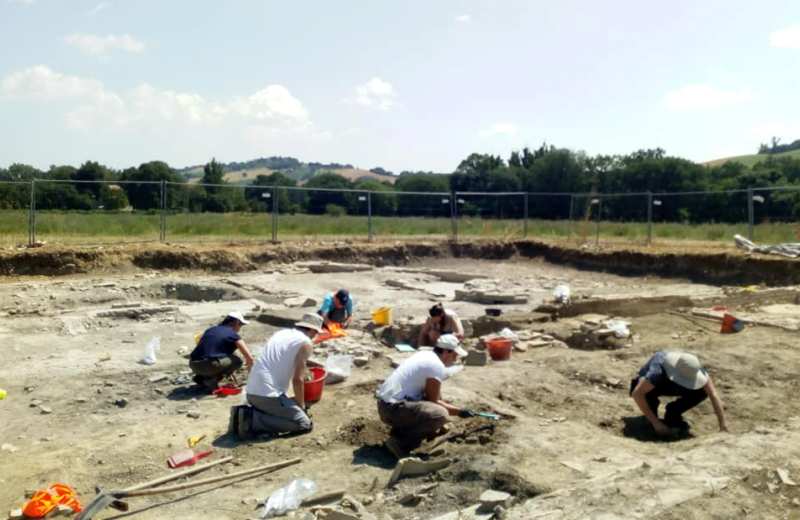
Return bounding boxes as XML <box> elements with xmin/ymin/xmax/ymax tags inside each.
<box><xmin>632</xmin><ymin>378</ymin><xmax>671</xmax><ymax>436</ymax></box>
<box><xmin>704</xmin><ymin>377</ymin><xmax>728</xmax><ymax>432</ymax></box>
<box><xmin>291</xmin><ymin>343</ymin><xmax>312</xmax><ymax>409</ymax></box>
<box><xmin>235</xmin><ymin>340</ymin><xmax>254</xmax><ymax>369</ymax></box>
<box><xmin>452</xmin><ymin>315</ymin><xmax>465</xmax><ymax>340</ymax></box>
<box><xmin>424</xmin><ymin>378</ymin><xmax>461</xmax><ymax>416</ymax></box>
<box><xmin>418</xmin><ymin>321</ymin><xmax>431</xmax><ymax>347</ymax></box>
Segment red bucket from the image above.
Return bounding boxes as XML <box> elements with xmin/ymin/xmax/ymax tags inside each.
<box><xmin>486</xmin><ymin>338</ymin><xmax>512</xmax><ymax>361</ymax></box>
<box><xmin>304</xmin><ymin>367</ymin><xmax>327</xmax><ymax>403</ymax></box>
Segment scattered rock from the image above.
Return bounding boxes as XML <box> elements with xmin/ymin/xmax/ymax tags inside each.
<box><xmin>387</xmin><ymin>457</ymin><xmax>452</xmax><ymax>487</ymax></box>
<box><xmin>176</xmin><ymin>346</ymin><xmax>189</xmax><ymax>356</ymax></box>
<box><xmin>1</xmin><ymin>443</ymin><xmax>18</xmax><ymax>453</ymax></box>
<box><xmin>114</xmin><ymin>398</ymin><xmax>129</xmax><ymax>408</ymax></box>
<box><xmin>30</xmin><ymin>399</ymin><xmax>42</xmax><ymax>407</ymax></box>
<box><xmin>39</xmin><ymin>405</ymin><xmax>53</xmax><ymax>414</ymax></box>
<box><xmin>479</xmin><ymin>489</ymin><xmax>511</xmax><ymax>510</ymax></box>
<box><xmin>297</xmin><ymin>261</ymin><xmax>372</xmax><ymax>274</ymax></box>
<box><xmin>186</xmin><ymin>412</ymin><xmax>201</xmax><ymax>419</ymax></box>
<box><xmin>777</xmin><ymin>468</ymin><xmax>797</xmax><ymax>486</ymax></box>
<box><xmin>8</xmin><ymin>508</ymin><xmax>23</xmax><ymax>520</ymax></box>
<box><xmin>464</xmin><ymin>350</ymin><xmax>487</xmax><ymax>367</ymax></box>
<box><xmin>148</xmin><ymin>374</ymin><xmax>168</xmax><ymax>383</ymax></box>
<box><xmin>284</xmin><ymin>296</ymin><xmax>318</xmax><ymax>308</ymax></box>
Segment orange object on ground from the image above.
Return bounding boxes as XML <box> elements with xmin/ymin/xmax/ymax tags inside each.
<box><xmin>313</xmin><ymin>323</ymin><xmax>347</xmax><ymax>344</ymax></box>
<box><xmin>486</xmin><ymin>338</ymin><xmax>513</xmax><ymax>361</ymax></box>
<box><xmin>212</xmin><ymin>384</ymin><xmax>242</xmax><ymax>397</ymax></box>
<box><xmin>304</xmin><ymin>367</ymin><xmax>327</xmax><ymax>403</ymax></box>
<box><xmin>22</xmin><ymin>483</ymin><xmax>82</xmax><ymax>518</ymax></box>
<box><xmin>720</xmin><ymin>313</ymin><xmax>744</xmax><ymax>333</ymax></box>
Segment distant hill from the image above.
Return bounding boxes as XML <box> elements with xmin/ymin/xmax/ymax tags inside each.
<box><xmin>704</xmin><ymin>148</ymin><xmax>800</xmax><ymax>168</ymax></box>
<box><xmin>177</xmin><ymin>157</ymin><xmax>397</xmax><ymax>185</ymax></box>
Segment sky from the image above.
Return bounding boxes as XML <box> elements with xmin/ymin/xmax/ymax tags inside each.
<box><xmin>1</xmin><ymin>0</ymin><xmax>800</xmax><ymax>173</ymax></box>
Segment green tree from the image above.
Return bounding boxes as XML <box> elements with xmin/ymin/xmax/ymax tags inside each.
<box><xmin>303</xmin><ymin>173</ymin><xmax>353</xmax><ymax>214</ymax></box>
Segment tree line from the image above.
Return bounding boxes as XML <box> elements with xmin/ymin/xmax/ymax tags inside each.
<box><xmin>2</xmin><ymin>144</ymin><xmax>800</xmax><ymax>223</ymax></box>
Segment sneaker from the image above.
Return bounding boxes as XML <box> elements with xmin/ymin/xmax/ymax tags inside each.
<box><xmin>236</xmin><ymin>406</ymin><xmax>253</xmax><ymax>440</ymax></box>
<box><xmin>384</xmin><ymin>437</ymin><xmax>409</xmax><ymax>460</ymax></box>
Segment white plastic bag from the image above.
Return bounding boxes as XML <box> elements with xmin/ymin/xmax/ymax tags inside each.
<box><xmin>604</xmin><ymin>319</ymin><xmax>631</xmax><ymax>339</ymax></box>
<box><xmin>553</xmin><ymin>284</ymin><xmax>571</xmax><ymax>304</ymax></box>
<box><xmin>324</xmin><ymin>354</ymin><xmax>352</xmax><ymax>384</ymax></box>
<box><xmin>261</xmin><ymin>479</ymin><xmax>318</xmax><ymax>518</ymax></box>
<box><xmin>139</xmin><ymin>336</ymin><xmax>160</xmax><ymax>365</ymax></box>
<box><xmin>498</xmin><ymin>327</ymin><xmax>519</xmax><ymax>344</ymax></box>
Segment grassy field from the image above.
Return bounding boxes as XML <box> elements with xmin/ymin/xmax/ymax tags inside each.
<box><xmin>0</xmin><ymin>210</ymin><xmax>797</xmax><ymax>246</ymax></box>
<box><xmin>704</xmin><ymin>148</ymin><xmax>800</xmax><ymax>168</ymax></box>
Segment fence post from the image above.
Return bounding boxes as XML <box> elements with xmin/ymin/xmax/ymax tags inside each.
<box><xmin>595</xmin><ymin>197</ymin><xmax>601</xmax><ymax>247</ymax></box>
<box><xmin>450</xmin><ymin>192</ymin><xmax>458</xmax><ymax>242</ymax></box>
<box><xmin>271</xmin><ymin>186</ymin><xmax>279</xmax><ymax>243</ymax></box>
<box><xmin>159</xmin><ymin>180</ymin><xmax>166</xmax><ymax>242</ymax></box>
<box><xmin>367</xmin><ymin>192</ymin><xmax>373</xmax><ymax>242</ymax></box>
<box><xmin>29</xmin><ymin>179</ymin><xmax>36</xmax><ymax>246</ymax></box>
<box><xmin>523</xmin><ymin>193</ymin><xmax>529</xmax><ymax>238</ymax></box>
<box><xmin>646</xmin><ymin>191</ymin><xmax>653</xmax><ymax>246</ymax></box>
<box><xmin>747</xmin><ymin>187</ymin><xmax>754</xmax><ymax>240</ymax></box>
<box><xmin>568</xmin><ymin>194</ymin><xmax>575</xmax><ymax>239</ymax></box>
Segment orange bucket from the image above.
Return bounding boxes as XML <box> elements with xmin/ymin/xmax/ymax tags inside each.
<box><xmin>304</xmin><ymin>367</ymin><xmax>327</xmax><ymax>403</ymax></box>
<box><xmin>486</xmin><ymin>338</ymin><xmax>512</xmax><ymax>361</ymax></box>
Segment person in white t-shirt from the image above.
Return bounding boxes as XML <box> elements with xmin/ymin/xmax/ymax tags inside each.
<box><xmin>417</xmin><ymin>303</ymin><xmax>465</xmax><ymax>347</ymax></box>
<box><xmin>242</xmin><ymin>313</ymin><xmax>324</xmax><ymax>436</ymax></box>
<box><xmin>376</xmin><ymin>334</ymin><xmax>474</xmax><ymax>458</ymax></box>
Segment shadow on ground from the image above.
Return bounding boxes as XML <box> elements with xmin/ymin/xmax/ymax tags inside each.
<box><xmin>621</xmin><ymin>416</ymin><xmax>693</xmax><ymax>442</ymax></box>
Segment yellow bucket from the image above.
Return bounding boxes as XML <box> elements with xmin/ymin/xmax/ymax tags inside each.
<box><xmin>371</xmin><ymin>307</ymin><xmax>392</xmax><ymax>326</ymax></box>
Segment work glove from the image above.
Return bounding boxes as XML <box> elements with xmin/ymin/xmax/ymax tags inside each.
<box><xmin>458</xmin><ymin>408</ymin><xmax>476</xmax><ymax>418</ymax></box>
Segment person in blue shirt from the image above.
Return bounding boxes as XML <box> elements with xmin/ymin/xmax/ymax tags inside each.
<box><xmin>317</xmin><ymin>289</ymin><xmax>354</xmax><ymax>329</ymax></box>
<box><xmin>630</xmin><ymin>351</ymin><xmax>728</xmax><ymax>436</ymax></box>
<box><xmin>189</xmin><ymin>311</ymin><xmax>255</xmax><ymax>391</ymax></box>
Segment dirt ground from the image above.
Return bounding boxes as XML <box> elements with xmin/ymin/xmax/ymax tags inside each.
<box><xmin>2</xmin><ymin>251</ymin><xmax>800</xmax><ymax>519</ymax></box>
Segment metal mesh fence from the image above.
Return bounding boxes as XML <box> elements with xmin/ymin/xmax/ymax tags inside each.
<box><xmin>6</xmin><ymin>178</ymin><xmax>798</xmax><ymax>247</ymax></box>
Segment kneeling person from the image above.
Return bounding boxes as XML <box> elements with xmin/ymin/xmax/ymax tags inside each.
<box><xmin>376</xmin><ymin>334</ymin><xmax>471</xmax><ymax>458</ymax></box>
<box><xmin>630</xmin><ymin>350</ymin><xmax>728</xmax><ymax>436</ymax></box>
<box><xmin>244</xmin><ymin>313</ymin><xmax>324</xmax><ymax>436</ymax></box>
<box><xmin>189</xmin><ymin>311</ymin><xmax>254</xmax><ymax>391</ymax></box>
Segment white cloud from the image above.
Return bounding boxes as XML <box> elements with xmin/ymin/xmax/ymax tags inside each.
<box><xmin>1</xmin><ymin>65</ymin><xmax>311</xmax><ymax>133</ymax></box>
<box><xmin>0</xmin><ymin>65</ymin><xmax>106</xmax><ymax>100</ymax></box>
<box><xmin>770</xmin><ymin>25</ymin><xmax>800</xmax><ymax>49</ymax></box>
<box><xmin>480</xmin><ymin>122</ymin><xmax>518</xmax><ymax>138</ymax></box>
<box><xmin>65</xmin><ymin>33</ymin><xmax>145</xmax><ymax>56</ymax></box>
<box><xmin>7</xmin><ymin>0</ymin><xmax>35</xmax><ymax>5</ymax></box>
<box><xmin>353</xmin><ymin>77</ymin><xmax>397</xmax><ymax>111</ymax></box>
<box><xmin>751</xmin><ymin>121</ymin><xmax>800</xmax><ymax>141</ymax></box>
<box><xmin>87</xmin><ymin>2</ymin><xmax>110</xmax><ymax>16</ymax></box>
<box><xmin>455</xmin><ymin>14</ymin><xmax>471</xmax><ymax>23</ymax></box>
<box><xmin>663</xmin><ymin>84</ymin><xmax>752</xmax><ymax>111</ymax></box>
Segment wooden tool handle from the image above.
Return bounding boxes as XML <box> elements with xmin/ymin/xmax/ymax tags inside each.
<box><xmin>301</xmin><ymin>489</ymin><xmax>347</xmax><ymax>507</ymax></box>
<box><xmin>120</xmin><ymin>458</ymin><xmax>301</xmax><ymax>498</ymax></box>
<box><xmin>124</xmin><ymin>456</ymin><xmax>234</xmax><ymax>492</ymax></box>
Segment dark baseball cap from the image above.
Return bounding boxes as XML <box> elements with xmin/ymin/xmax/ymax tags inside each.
<box><xmin>336</xmin><ymin>288</ymin><xmax>350</xmax><ymax>304</ymax></box>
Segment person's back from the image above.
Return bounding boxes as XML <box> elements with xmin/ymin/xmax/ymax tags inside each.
<box><xmin>378</xmin><ymin>349</ymin><xmax>446</xmax><ymax>403</ymax></box>
<box><xmin>246</xmin><ymin>328</ymin><xmax>310</xmax><ymax>398</ymax></box>
<box><xmin>190</xmin><ymin>325</ymin><xmax>239</xmax><ymax>361</ymax></box>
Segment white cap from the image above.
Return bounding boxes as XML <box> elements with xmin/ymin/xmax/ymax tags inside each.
<box><xmin>436</xmin><ymin>334</ymin><xmax>468</xmax><ymax>357</ymax></box>
<box><xmin>226</xmin><ymin>311</ymin><xmax>249</xmax><ymax>325</ymax></box>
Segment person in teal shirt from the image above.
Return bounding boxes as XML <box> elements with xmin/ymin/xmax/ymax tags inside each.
<box><xmin>317</xmin><ymin>288</ymin><xmax>354</xmax><ymax>329</ymax></box>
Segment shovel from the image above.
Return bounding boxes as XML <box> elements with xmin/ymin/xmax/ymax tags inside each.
<box><xmin>77</xmin><ymin>457</ymin><xmax>299</xmax><ymax>520</ymax></box>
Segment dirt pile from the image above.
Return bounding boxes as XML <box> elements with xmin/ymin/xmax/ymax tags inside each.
<box><xmin>3</xmin><ymin>238</ymin><xmax>800</xmax><ymax>286</ymax></box>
